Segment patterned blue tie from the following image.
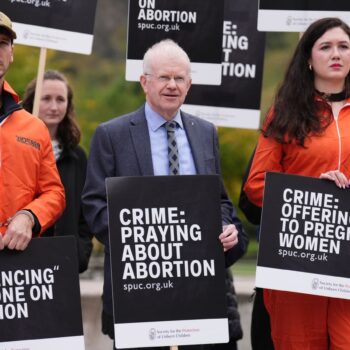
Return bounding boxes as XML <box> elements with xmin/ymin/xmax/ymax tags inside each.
<box><xmin>164</xmin><ymin>121</ymin><xmax>179</xmax><ymax>175</ymax></box>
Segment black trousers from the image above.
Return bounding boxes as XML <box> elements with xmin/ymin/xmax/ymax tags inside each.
<box><xmin>250</xmin><ymin>288</ymin><xmax>274</xmax><ymax>350</ymax></box>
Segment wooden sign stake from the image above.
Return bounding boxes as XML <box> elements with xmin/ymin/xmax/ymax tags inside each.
<box><xmin>32</xmin><ymin>47</ymin><xmax>47</xmax><ymax>116</ymax></box>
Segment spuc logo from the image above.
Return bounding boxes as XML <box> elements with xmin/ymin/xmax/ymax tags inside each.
<box><xmin>311</xmin><ymin>278</ymin><xmax>319</xmax><ymax>290</ymax></box>
<box><xmin>149</xmin><ymin>328</ymin><xmax>156</xmax><ymax>340</ymax></box>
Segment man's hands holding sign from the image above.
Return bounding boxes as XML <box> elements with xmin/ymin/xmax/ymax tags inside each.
<box><xmin>220</xmin><ymin>224</ymin><xmax>239</xmax><ymax>252</ymax></box>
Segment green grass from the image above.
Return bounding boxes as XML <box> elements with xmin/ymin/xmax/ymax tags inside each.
<box><xmin>230</xmin><ymin>239</ymin><xmax>260</xmax><ymax>276</ymax></box>
<box><xmin>231</xmin><ymin>259</ymin><xmax>257</xmax><ymax>277</ymax></box>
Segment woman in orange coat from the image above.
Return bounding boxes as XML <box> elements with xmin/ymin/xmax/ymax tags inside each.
<box><xmin>244</xmin><ymin>18</ymin><xmax>350</xmax><ymax>349</ymax></box>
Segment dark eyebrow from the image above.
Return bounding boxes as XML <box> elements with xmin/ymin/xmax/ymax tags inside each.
<box><xmin>0</xmin><ymin>36</ymin><xmax>11</xmax><ymax>44</ymax></box>
<box><xmin>319</xmin><ymin>39</ymin><xmax>350</xmax><ymax>45</ymax></box>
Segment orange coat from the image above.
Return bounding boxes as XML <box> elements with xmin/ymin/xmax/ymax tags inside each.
<box><xmin>244</xmin><ymin>98</ymin><xmax>350</xmax><ymax>205</ymax></box>
<box><xmin>0</xmin><ymin>81</ymin><xmax>65</xmax><ymax>234</ymax></box>
<box><xmin>244</xmin><ymin>98</ymin><xmax>350</xmax><ymax>349</ymax></box>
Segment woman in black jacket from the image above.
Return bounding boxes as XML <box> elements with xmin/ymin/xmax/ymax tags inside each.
<box><xmin>22</xmin><ymin>70</ymin><xmax>93</xmax><ymax>273</ymax></box>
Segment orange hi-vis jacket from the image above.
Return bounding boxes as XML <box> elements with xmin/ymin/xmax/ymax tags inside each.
<box><xmin>0</xmin><ymin>81</ymin><xmax>65</xmax><ymax>235</ymax></box>
<box><xmin>244</xmin><ymin>97</ymin><xmax>350</xmax><ymax>206</ymax></box>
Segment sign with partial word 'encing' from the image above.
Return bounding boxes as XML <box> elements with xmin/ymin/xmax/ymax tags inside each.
<box><xmin>0</xmin><ymin>236</ymin><xmax>84</xmax><ymax>349</ymax></box>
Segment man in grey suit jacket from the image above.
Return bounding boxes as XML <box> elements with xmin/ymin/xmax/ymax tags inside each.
<box><xmin>82</xmin><ymin>39</ymin><xmax>247</xmax><ymax>349</ymax></box>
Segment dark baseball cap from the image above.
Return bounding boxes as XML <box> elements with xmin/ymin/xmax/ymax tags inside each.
<box><xmin>0</xmin><ymin>12</ymin><xmax>17</xmax><ymax>40</ymax></box>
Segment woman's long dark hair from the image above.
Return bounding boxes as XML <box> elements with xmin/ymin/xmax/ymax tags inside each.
<box><xmin>22</xmin><ymin>70</ymin><xmax>81</xmax><ymax>148</ymax></box>
<box><xmin>264</xmin><ymin>17</ymin><xmax>350</xmax><ymax>146</ymax></box>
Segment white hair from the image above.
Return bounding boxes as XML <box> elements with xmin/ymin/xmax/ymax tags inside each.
<box><xmin>143</xmin><ymin>39</ymin><xmax>191</xmax><ymax>76</ymax></box>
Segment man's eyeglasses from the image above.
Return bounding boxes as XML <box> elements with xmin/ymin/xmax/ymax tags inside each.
<box><xmin>144</xmin><ymin>73</ymin><xmax>187</xmax><ymax>85</ymax></box>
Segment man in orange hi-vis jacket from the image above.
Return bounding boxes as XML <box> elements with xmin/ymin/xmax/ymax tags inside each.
<box><xmin>0</xmin><ymin>11</ymin><xmax>65</xmax><ymax>251</ymax></box>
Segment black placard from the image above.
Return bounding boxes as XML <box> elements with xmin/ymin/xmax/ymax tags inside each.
<box><xmin>126</xmin><ymin>0</ymin><xmax>224</xmax><ymax>84</ymax></box>
<box><xmin>2</xmin><ymin>1</ymin><xmax>98</xmax><ymax>54</ymax></box>
<box><xmin>256</xmin><ymin>172</ymin><xmax>350</xmax><ymax>298</ymax></box>
<box><xmin>2</xmin><ymin>1</ymin><xmax>97</xmax><ymax>34</ymax></box>
<box><xmin>259</xmin><ymin>0</ymin><xmax>350</xmax><ymax>11</ymax></box>
<box><xmin>258</xmin><ymin>0</ymin><xmax>350</xmax><ymax>32</ymax></box>
<box><xmin>0</xmin><ymin>236</ymin><xmax>84</xmax><ymax>348</ymax></box>
<box><xmin>184</xmin><ymin>0</ymin><xmax>265</xmax><ymax>129</ymax></box>
<box><xmin>106</xmin><ymin>175</ymin><xmax>228</xmax><ymax>348</ymax></box>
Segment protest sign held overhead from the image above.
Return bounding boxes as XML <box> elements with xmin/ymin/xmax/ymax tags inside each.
<box><xmin>126</xmin><ymin>0</ymin><xmax>224</xmax><ymax>85</ymax></box>
<box><xmin>0</xmin><ymin>236</ymin><xmax>84</xmax><ymax>349</ymax></box>
<box><xmin>106</xmin><ymin>175</ymin><xmax>228</xmax><ymax>348</ymax></box>
<box><xmin>256</xmin><ymin>172</ymin><xmax>350</xmax><ymax>299</ymax></box>
<box><xmin>258</xmin><ymin>0</ymin><xmax>350</xmax><ymax>32</ymax></box>
<box><xmin>183</xmin><ymin>0</ymin><xmax>265</xmax><ymax>129</ymax></box>
<box><xmin>2</xmin><ymin>0</ymin><xmax>98</xmax><ymax>54</ymax></box>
